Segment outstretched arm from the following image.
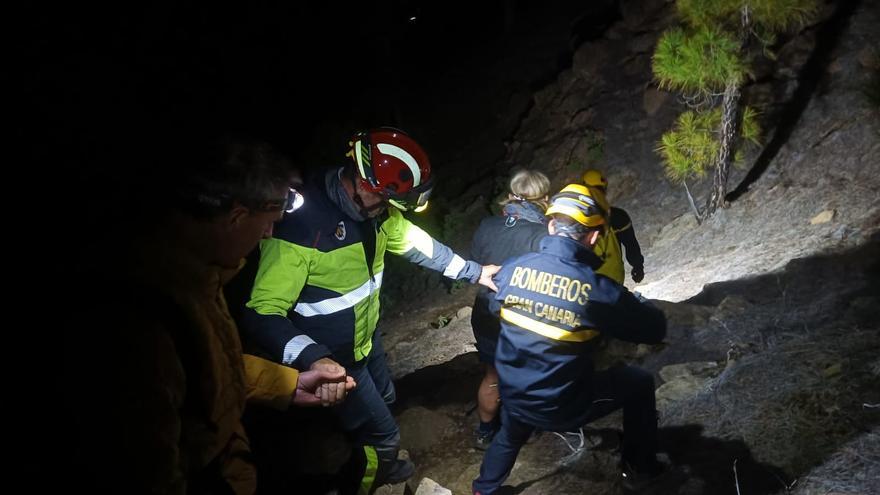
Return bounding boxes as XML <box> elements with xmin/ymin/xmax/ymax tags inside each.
<box><xmin>587</xmin><ymin>281</ymin><xmax>665</xmax><ymax>345</ymax></box>
<box><xmin>385</xmin><ymin>209</ymin><xmax>491</xmax><ymax>285</ymax></box>
<box><xmin>612</xmin><ymin>208</ymin><xmax>644</xmax><ymax>281</ymax></box>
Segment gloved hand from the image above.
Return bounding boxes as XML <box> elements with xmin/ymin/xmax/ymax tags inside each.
<box><xmin>631</xmin><ymin>266</ymin><xmax>644</xmax><ymax>283</ymax></box>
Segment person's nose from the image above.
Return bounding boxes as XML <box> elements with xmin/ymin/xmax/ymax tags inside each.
<box><xmin>262</xmin><ymin>221</ymin><xmax>274</xmax><ymax>239</ymax></box>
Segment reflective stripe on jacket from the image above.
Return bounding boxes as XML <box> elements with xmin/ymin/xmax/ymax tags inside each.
<box><xmin>490</xmin><ymin>235</ymin><xmax>665</xmax><ymax>431</ymax></box>
<box><xmin>243</xmin><ymin>169</ymin><xmax>482</xmax><ymax>368</ymax></box>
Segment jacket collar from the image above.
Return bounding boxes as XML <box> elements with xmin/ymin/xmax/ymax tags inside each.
<box><xmin>539</xmin><ymin>235</ymin><xmax>602</xmax><ymax>269</ymax></box>
<box><xmin>325</xmin><ymin>167</ymin><xmax>367</xmax><ymax>222</ymax></box>
<box><xmin>132</xmin><ymin>238</ymin><xmax>243</xmax><ymax>299</ymax></box>
<box><xmin>502</xmin><ymin>201</ymin><xmax>547</xmax><ymax>225</ymax></box>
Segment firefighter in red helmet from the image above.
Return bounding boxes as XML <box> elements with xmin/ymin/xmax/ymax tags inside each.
<box><xmin>242</xmin><ymin>128</ymin><xmax>499</xmax><ymax>493</ymax></box>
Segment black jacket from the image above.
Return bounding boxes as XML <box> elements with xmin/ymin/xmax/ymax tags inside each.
<box><xmin>610</xmin><ymin>207</ymin><xmax>644</xmax><ymax>271</ymax></box>
<box><xmin>470</xmin><ymin>209</ymin><xmax>547</xmax><ymax>340</ymax></box>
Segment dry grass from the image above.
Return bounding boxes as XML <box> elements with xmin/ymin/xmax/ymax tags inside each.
<box><xmin>791</xmin><ymin>428</ymin><xmax>880</xmax><ymax>495</ymax></box>
<box><xmin>661</xmin><ymin>324</ymin><xmax>880</xmax><ymax>493</ymax></box>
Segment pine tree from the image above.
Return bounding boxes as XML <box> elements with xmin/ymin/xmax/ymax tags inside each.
<box><xmin>652</xmin><ymin>0</ymin><xmax>818</xmax><ymax>222</ymax></box>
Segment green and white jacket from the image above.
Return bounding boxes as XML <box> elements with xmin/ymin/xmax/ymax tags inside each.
<box><xmin>242</xmin><ymin>168</ymin><xmax>482</xmax><ymax>368</ymax></box>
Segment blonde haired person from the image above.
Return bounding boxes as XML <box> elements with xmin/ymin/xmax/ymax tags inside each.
<box><xmin>469</xmin><ymin>168</ymin><xmax>551</xmax><ymax>449</ymax></box>
<box><xmin>472</xmin><ymin>184</ymin><xmax>666</xmax><ymax>494</ymax></box>
<box><xmin>501</xmin><ymin>168</ymin><xmax>551</xmax><ymax>212</ymax></box>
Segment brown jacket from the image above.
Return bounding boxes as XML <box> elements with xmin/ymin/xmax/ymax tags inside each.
<box><xmin>68</xmin><ymin>241</ymin><xmax>298</xmax><ymax>494</ymax></box>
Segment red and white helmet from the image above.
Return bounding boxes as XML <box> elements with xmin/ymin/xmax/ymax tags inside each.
<box><xmin>348</xmin><ymin>127</ymin><xmax>433</xmax><ymax>211</ymax></box>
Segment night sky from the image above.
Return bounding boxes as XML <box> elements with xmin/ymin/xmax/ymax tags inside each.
<box><xmin>23</xmin><ymin>1</ymin><xmax>604</xmax><ymax>244</ymax></box>
<box><xmin>28</xmin><ymin>2</ymin><xmax>518</xmax><ymax>161</ymax></box>
<box><xmin>23</xmin><ymin>2</ymin><xmax>514</xmax><ymax>230</ymax></box>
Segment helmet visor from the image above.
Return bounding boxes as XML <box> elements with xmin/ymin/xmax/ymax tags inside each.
<box><xmin>386</xmin><ymin>180</ymin><xmax>433</xmax><ymax>211</ymax></box>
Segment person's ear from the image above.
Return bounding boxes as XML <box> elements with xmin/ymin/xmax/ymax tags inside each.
<box><xmin>547</xmin><ymin>218</ymin><xmax>557</xmax><ymax>235</ymax></box>
<box><xmin>227</xmin><ymin>202</ymin><xmax>250</xmax><ymax>230</ymax></box>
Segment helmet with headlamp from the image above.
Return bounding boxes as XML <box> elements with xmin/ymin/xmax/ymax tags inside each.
<box><xmin>347</xmin><ymin>127</ymin><xmax>433</xmax><ymax>212</ymax></box>
<box><xmin>546</xmin><ymin>184</ymin><xmax>606</xmax><ymax>227</ymax></box>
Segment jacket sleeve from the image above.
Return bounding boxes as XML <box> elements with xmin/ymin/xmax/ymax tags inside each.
<box><xmin>242</xmin><ymin>237</ymin><xmax>332</xmax><ymax>370</ymax></box>
<box><xmin>612</xmin><ymin>207</ymin><xmax>644</xmax><ymax>270</ymax></box>
<box><xmin>243</xmin><ymin>354</ymin><xmax>299</xmax><ymax>411</ymax></box>
<box><xmin>587</xmin><ymin>278</ymin><xmax>665</xmax><ymax>344</ymax></box>
<box><xmin>384</xmin><ymin>209</ymin><xmax>483</xmax><ymax>283</ymax></box>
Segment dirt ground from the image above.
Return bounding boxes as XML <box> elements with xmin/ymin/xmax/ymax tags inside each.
<box><xmin>377</xmin><ymin>235</ymin><xmax>880</xmax><ymax>494</ymax></box>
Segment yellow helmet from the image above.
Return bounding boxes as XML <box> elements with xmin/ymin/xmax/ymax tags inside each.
<box><xmin>545</xmin><ymin>184</ymin><xmax>606</xmax><ymax>227</ymax></box>
<box><xmin>581</xmin><ymin>169</ymin><xmax>608</xmax><ymax>189</ymax></box>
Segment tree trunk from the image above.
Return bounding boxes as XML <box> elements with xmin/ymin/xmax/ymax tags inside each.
<box><xmin>703</xmin><ymin>5</ymin><xmax>750</xmax><ymax>219</ymax></box>
<box><xmin>704</xmin><ymin>78</ymin><xmax>742</xmax><ymax>217</ymax></box>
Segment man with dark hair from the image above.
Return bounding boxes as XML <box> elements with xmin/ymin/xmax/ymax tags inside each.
<box><xmin>65</xmin><ymin>136</ymin><xmax>354</xmax><ymax>494</ymax></box>
<box><xmin>472</xmin><ymin>184</ymin><xmax>667</xmax><ymax>494</ymax></box>
<box><xmin>241</xmin><ymin>128</ymin><xmax>499</xmax><ymax>493</ymax></box>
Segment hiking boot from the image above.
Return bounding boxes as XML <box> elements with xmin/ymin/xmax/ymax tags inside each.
<box><xmin>619</xmin><ymin>459</ymin><xmax>668</xmax><ymax>492</ymax></box>
<box><xmin>384</xmin><ymin>458</ymin><xmax>415</xmax><ymax>484</ymax></box>
<box><xmin>473</xmin><ymin>428</ymin><xmax>497</xmax><ymax>450</ymax></box>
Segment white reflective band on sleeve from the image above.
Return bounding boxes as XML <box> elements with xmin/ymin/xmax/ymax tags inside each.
<box><xmin>443</xmin><ymin>255</ymin><xmax>467</xmax><ymax>279</ymax></box>
<box><xmin>408</xmin><ymin>227</ymin><xmax>434</xmax><ymax>257</ymax></box>
<box><xmin>377</xmin><ymin>143</ymin><xmax>421</xmax><ymax>186</ymax></box>
<box><xmin>282</xmin><ymin>334</ymin><xmax>318</xmax><ymax>366</ymax></box>
<box><xmin>293</xmin><ymin>272</ymin><xmax>384</xmax><ymax>317</ymax></box>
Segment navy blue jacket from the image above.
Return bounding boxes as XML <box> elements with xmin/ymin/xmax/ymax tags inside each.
<box><xmin>469</xmin><ymin>208</ymin><xmax>547</xmax><ymax>342</ymax></box>
<box><xmin>491</xmin><ymin>235</ymin><xmax>665</xmax><ymax>431</ymax></box>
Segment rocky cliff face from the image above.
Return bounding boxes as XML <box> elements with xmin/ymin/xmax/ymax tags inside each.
<box><xmin>380</xmin><ymin>1</ymin><xmax>880</xmax><ymax>493</ymax></box>
<box><xmin>496</xmin><ymin>0</ymin><xmax>879</xmax><ymax>302</ymax></box>
<box><xmin>382</xmin><ymin>0</ymin><xmax>878</xmax><ymax>314</ymax></box>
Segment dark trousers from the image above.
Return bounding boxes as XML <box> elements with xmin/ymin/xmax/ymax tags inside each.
<box><xmin>242</xmin><ymin>335</ymin><xmax>400</xmax><ymax>495</ymax></box>
<box><xmin>335</xmin><ymin>333</ymin><xmax>401</xmax><ymax>494</ymax></box>
<box><xmin>472</xmin><ymin>365</ymin><xmax>658</xmax><ymax>494</ymax></box>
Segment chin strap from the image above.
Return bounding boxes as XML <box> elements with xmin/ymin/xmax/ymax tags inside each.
<box><xmin>350</xmin><ymin>172</ymin><xmax>387</xmax><ymax>217</ymax></box>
